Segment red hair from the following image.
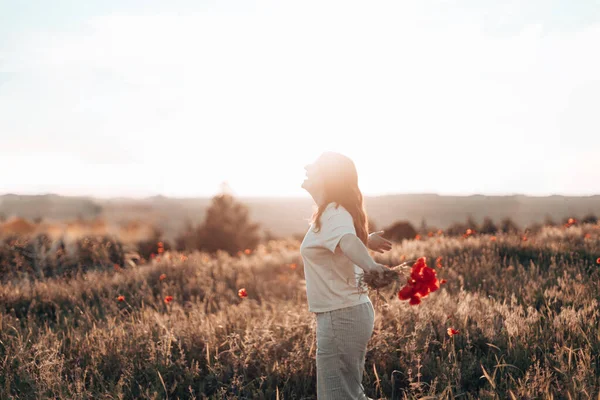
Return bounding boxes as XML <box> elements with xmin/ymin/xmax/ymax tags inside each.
<box><xmin>309</xmin><ymin>152</ymin><xmax>369</xmax><ymax>245</ymax></box>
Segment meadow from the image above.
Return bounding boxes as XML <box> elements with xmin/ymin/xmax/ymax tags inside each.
<box><xmin>1</xmin><ymin>224</ymin><xmax>599</xmax><ymax>399</ymax></box>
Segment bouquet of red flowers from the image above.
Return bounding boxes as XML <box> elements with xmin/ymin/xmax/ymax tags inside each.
<box><xmin>358</xmin><ymin>257</ymin><xmax>445</xmax><ymax>305</ymax></box>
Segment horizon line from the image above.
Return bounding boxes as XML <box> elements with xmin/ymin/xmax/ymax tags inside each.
<box><xmin>2</xmin><ymin>191</ymin><xmax>600</xmax><ymax>200</ymax></box>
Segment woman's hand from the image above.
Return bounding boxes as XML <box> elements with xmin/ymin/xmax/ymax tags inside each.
<box><xmin>368</xmin><ymin>263</ymin><xmax>389</xmax><ymax>280</ymax></box>
<box><xmin>368</xmin><ymin>231</ymin><xmax>392</xmax><ymax>253</ymax></box>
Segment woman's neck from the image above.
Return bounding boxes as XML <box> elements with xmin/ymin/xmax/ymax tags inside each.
<box><xmin>311</xmin><ymin>189</ymin><xmax>327</xmax><ymax>208</ymax></box>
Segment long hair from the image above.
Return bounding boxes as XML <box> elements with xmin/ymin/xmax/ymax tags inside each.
<box><xmin>309</xmin><ymin>152</ymin><xmax>369</xmax><ymax>245</ymax></box>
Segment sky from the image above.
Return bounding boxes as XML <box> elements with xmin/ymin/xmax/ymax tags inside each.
<box><xmin>1</xmin><ymin>0</ymin><xmax>599</xmax><ymax>198</ymax></box>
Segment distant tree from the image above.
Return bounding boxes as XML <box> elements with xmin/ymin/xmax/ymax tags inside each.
<box><xmin>500</xmin><ymin>217</ymin><xmax>520</xmax><ymax>234</ymax></box>
<box><xmin>543</xmin><ymin>215</ymin><xmax>557</xmax><ymax>227</ymax></box>
<box><xmin>176</xmin><ymin>193</ymin><xmax>260</xmax><ymax>255</ymax></box>
<box><xmin>445</xmin><ymin>222</ymin><xmax>467</xmax><ymax>237</ymax></box>
<box><xmin>581</xmin><ymin>213</ymin><xmax>598</xmax><ymax>225</ymax></box>
<box><xmin>381</xmin><ymin>220</ymin><xmax>417</xmax><ymax>242</ymax></box>
<box><xmin>419</xmin><ymin>217</ymin><xmax>428</xmax><ymax>234</ymax></box>
<box><xmin>479</xmin><ymin>217</ymin><xmax>498</xmax><ymax>234</ymax></box>
<box><xmin>526</xmin><ymin>222</ymin><xmax>543</xmax><ymax>234</ymax></box>
<box><xmin>465</xmin><ymin>215</ymin><xmax>480</xmax><ymax>232</ymax></box>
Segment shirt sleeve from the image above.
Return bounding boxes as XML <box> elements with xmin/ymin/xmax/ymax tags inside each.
<box><xmin>318</xmin><ymin>208</ymin><xmax>357</xmax><ymax>253</ymax></box>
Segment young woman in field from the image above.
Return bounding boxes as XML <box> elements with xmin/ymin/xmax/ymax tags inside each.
<box><xmin>300</xmin><ymin>151</ymin><xmax>392</xmax><ymax>399</ymax></box>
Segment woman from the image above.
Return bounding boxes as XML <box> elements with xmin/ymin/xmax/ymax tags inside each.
<box><xmin>300</xmin><ymin>151</ymin><xmax>392</xmax><ymax>399</ymax></box>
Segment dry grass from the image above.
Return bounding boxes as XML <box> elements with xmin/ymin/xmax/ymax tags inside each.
<box><xmin>1</xmin><ymin>226</ymin><xmax>600</xmax><ymax>399</ymax></box>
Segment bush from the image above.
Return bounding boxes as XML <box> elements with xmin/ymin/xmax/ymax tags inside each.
<box><xmin>479</xmin><ymin>217</ymin><xmax>498</xmax><ymax>234</ymax></box>
<box><xmin>175</xmin><ymin>193</ymin><xmax>260</xmax><ymax>255</ymax></box>
<box><xmin>500</xmin><ymin>217</ymin><xmax>520</xmax><ymax>234</ymax></box>
<box><xmin>381</xmin><ymin>221</ymin><xmax>417</xmax><ymax>242</ymax></box>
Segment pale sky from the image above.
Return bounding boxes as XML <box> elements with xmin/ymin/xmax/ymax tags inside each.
<box><xmin>1</xmin><ymin>0</ymin><xmax>599</xmax><ymax>198</ymax></box>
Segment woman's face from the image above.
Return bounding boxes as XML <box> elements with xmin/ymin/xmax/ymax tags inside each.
<box><xmin>301</xmin><ymin>159</ymin><xmax>325</xmax><ymax>195</ymax></box>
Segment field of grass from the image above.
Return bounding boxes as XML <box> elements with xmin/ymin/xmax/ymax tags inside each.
<box><xmin>1</xmin><ymin>225</ymin><xmax>600</xmax><ymax>399</ymax></box>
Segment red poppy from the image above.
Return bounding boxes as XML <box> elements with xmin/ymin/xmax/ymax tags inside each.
<box><xmin>151</xmin><ymin>253</ymin><xmax>156</xmax><ymax>259</ymax></box>
<box><xmin>584</xmin><ymin>233</ymin><xmax>591</xmax><ymax>239</ymax></box>
<box><xmin>568</xmin><ymin>218</ymin><xmax>576</xmax><ymax>225</ymax></box>
<box><xmin>522</xmin><ymin>236</ymin><xmax>528</xmax><ymax>242</ymax></box>
<box><xmin>158</xmin><ymin>247</ymin><xmax>164</xmax><ymax>254</ymax></box>
<box><xmin>398</xmin><ymin>285</ymin><xmax>415</xmax><ymax>300</ymax></box>
<box><xmin>398</xmin><ymin>257</ymin><xmax>441</xmax><ymax>305</ymax></box>
<box><xmin>437</xmin><ymin>229</ymin><xmax>443</xmax><ymax>236</ymax></box>
<box><xmin>180</xmin><ymin>255</ymin><xmax>188</xmax><ymax>261</ymax></box>
<box><xmin>238</xmin><ymin>288</ymin><xmax>248</xmax><ymax>298</ymax></box>
<box><xmin>440</xmin><ymin>279</ymin><xmax>447</xmax><ymax>284</ymax></box>
<box><xmin>164</xmin><ymin>295</ymin><xmax>173</xmax><ymax>304</ymax></box>
<box><xmin>117</xmin><ymin>295</ymin><xmax>125</xmax><ymax>302</ymax></box>
<box><xmin>466</xmin><ymin>229</ymin><xmax>473</xmax><ymax>235</ymax></box>
<box><xmin>415</xmin><ymin>234</ymin><xmax>422</xmax><ymax>240</ymax></box>
<box><xmin>158</xmin><ymin>241</ymin><xmax>164</xmax><ymax>248</ymax></box>
<box><xmin>159</xmin><ymin>273</ymin><xmax>167</xmax><ymax>281</ymax></box>
<box><xmin>596</xmin><ymin>258</ymin><xmax>600</xmax><ymax>265</ymax></box>
<box><xmin>490</xmin><ymin>236</ymin><xmax>497</xmax><ymax>242</ymax></box>
<box><xmin>289</xmin><ymin>263</ymin><xmax>297</xmax><ymax>270</ymax></box>
<box><xmin>435</xmin><ymin>256</ymin><xmax>443</xmax><ymax>268</ymax></box>
<box><xmin>447</xmin><ymin>328</ymin><xmax>459</xmax><ymax>337</ymax></box>
<box><xmin>427</xmin><ymin>231</ymin><xmax>434</xmax><ymax>237</ymax></box>
<box><xmin>244</xmin><ymin>249</ymin><xmax>251</xmax><ymax>255</ymax></box>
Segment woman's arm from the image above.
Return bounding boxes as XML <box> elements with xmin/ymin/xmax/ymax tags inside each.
<box><xmin>338</xmin><ymin>233</ymin><xmax>388</xmax><ymax>275</ymax></box>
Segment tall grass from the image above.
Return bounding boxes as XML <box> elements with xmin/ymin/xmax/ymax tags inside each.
<box><xmin>1</xmin><ymin>226</ymin><xmax>599</xmax><ymax>399</ymax></box>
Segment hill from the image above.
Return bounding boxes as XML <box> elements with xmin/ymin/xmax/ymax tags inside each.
<box><xmin>1</xmin><ymin>193</ymin><xmax>599</xmax><ymax>238</ymax></box>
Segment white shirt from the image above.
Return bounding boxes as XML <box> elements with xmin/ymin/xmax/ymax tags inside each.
<box><xmin>300</xmin><ymin>202</ymin><xmax>371</xmax><ymax>313</ymax></box>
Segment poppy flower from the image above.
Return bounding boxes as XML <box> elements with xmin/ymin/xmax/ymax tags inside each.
<box><xmin>158</xmin><ymin>241</ymin><xmax>164</xmax><ymax>248</ymax></box>
<box><xmin>158</xmin><ymin>247</ymin><xmax>164</xmax><ymax>254</ymax></box>
<box><xmin>490</xmin><ymin>236</ymin><xmax>497</xmax><ymax>242</ymax></box>
<box><xmin>159</xmin><ymin>273</ymin><xmax>167</xmax><ymax>281</ymax></box>
<box><xmin>597</xmin><ymin>258</ymin><xmax>600</xmax><ymax>265</ymax></box>
<box><xmin>398</xmin><ymin>285</ymin><xmax>415</xmax><ymax>300</ymax></box>
<box><xmin>522</xmin><ymin>236</ymin><xmax>528</xmax><ymax>241</ymax></box>
<box><xmin>447</xmin><ymin>328</ymin><xmax>459</xmax><ymax>337</ymax></box>
<box><xmin>238</xmin><ymin>288</ymin><xmax>248</xmax><ymax>298</ymax></box>
<box><xmin>437</xmin><ymin>229</ymin><xmax>443</xmax><ymax>236</ymax></box>
<box><xmin>568</xmin><ymin>218</ymin><xmax>576</xmax><ymax>225</ymax></box>
<box><xmin>397</xmin><ymin>257</ymin><xmax>441</xmax><ymax>305</ymax></box>
<box><xmin>466</xmin><ymin>229</ymin><xmax>473</xmax><ymax>235</ymax></box>
<box><xmin>415</xmin><ymin>234</ymin><xmax>421</xmax><ymax>240</ymax></box>
<box><xmin>244</xmin><ymin>249</ymin><xmax>251</xmax><ymax>255</ymax></box>
<box><xmin>427</xmin><ymin>231</ymin><xmax>434</xmax><ymax>237</ymax></box>
<box><xmin>440</xmin><ymin>279</ymin><xmax>447</xmax><ymax>284</ymax></box>
<box><xmin>289</xmin><ymin>263</ymin><xmax>297</xmax><ymax>270</ymax></box>
<box><xmin>151</xmin><ymin>253</ymin><xmax>156</xmax><ymax>259</ymax></box>
<box><xmin>114</xmin><ymin>264</ymin><xmax>121</xmax><ymax>271</ymax></box>
<box><xmin>435</xmin><ymin>256</ymin><xmax>443</xmax><ymax>268</ymax></box>
<box><xmin>164</xmin><ymin>295</ymin><xmax>173</xmax><ymax>304</ymax></box>
<box><xmin>584</xmin><ymin>233</ymin><xmax>591</xmax><ymax>239</ymax></box>
<box><xmin>117</xmin><ymin>295</ymin><xmax>125</xmax><ymax>302</ymax></box>
<box><xmin>180</xmin><ymin>255</ymin><xmax>188</xmax><ymax>261</ymax></box>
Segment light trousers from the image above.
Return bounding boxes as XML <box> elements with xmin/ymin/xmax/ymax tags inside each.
<box><xmin>315</xmin><ymin>301</ymin><xmax>375</xmax><ymax>399</ymax></box>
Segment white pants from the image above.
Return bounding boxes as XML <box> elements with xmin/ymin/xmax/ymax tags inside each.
<box><xmin>315</xmin><ymin>301</ymin><xmax>375</xmax><ymax>399</ymax></box>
